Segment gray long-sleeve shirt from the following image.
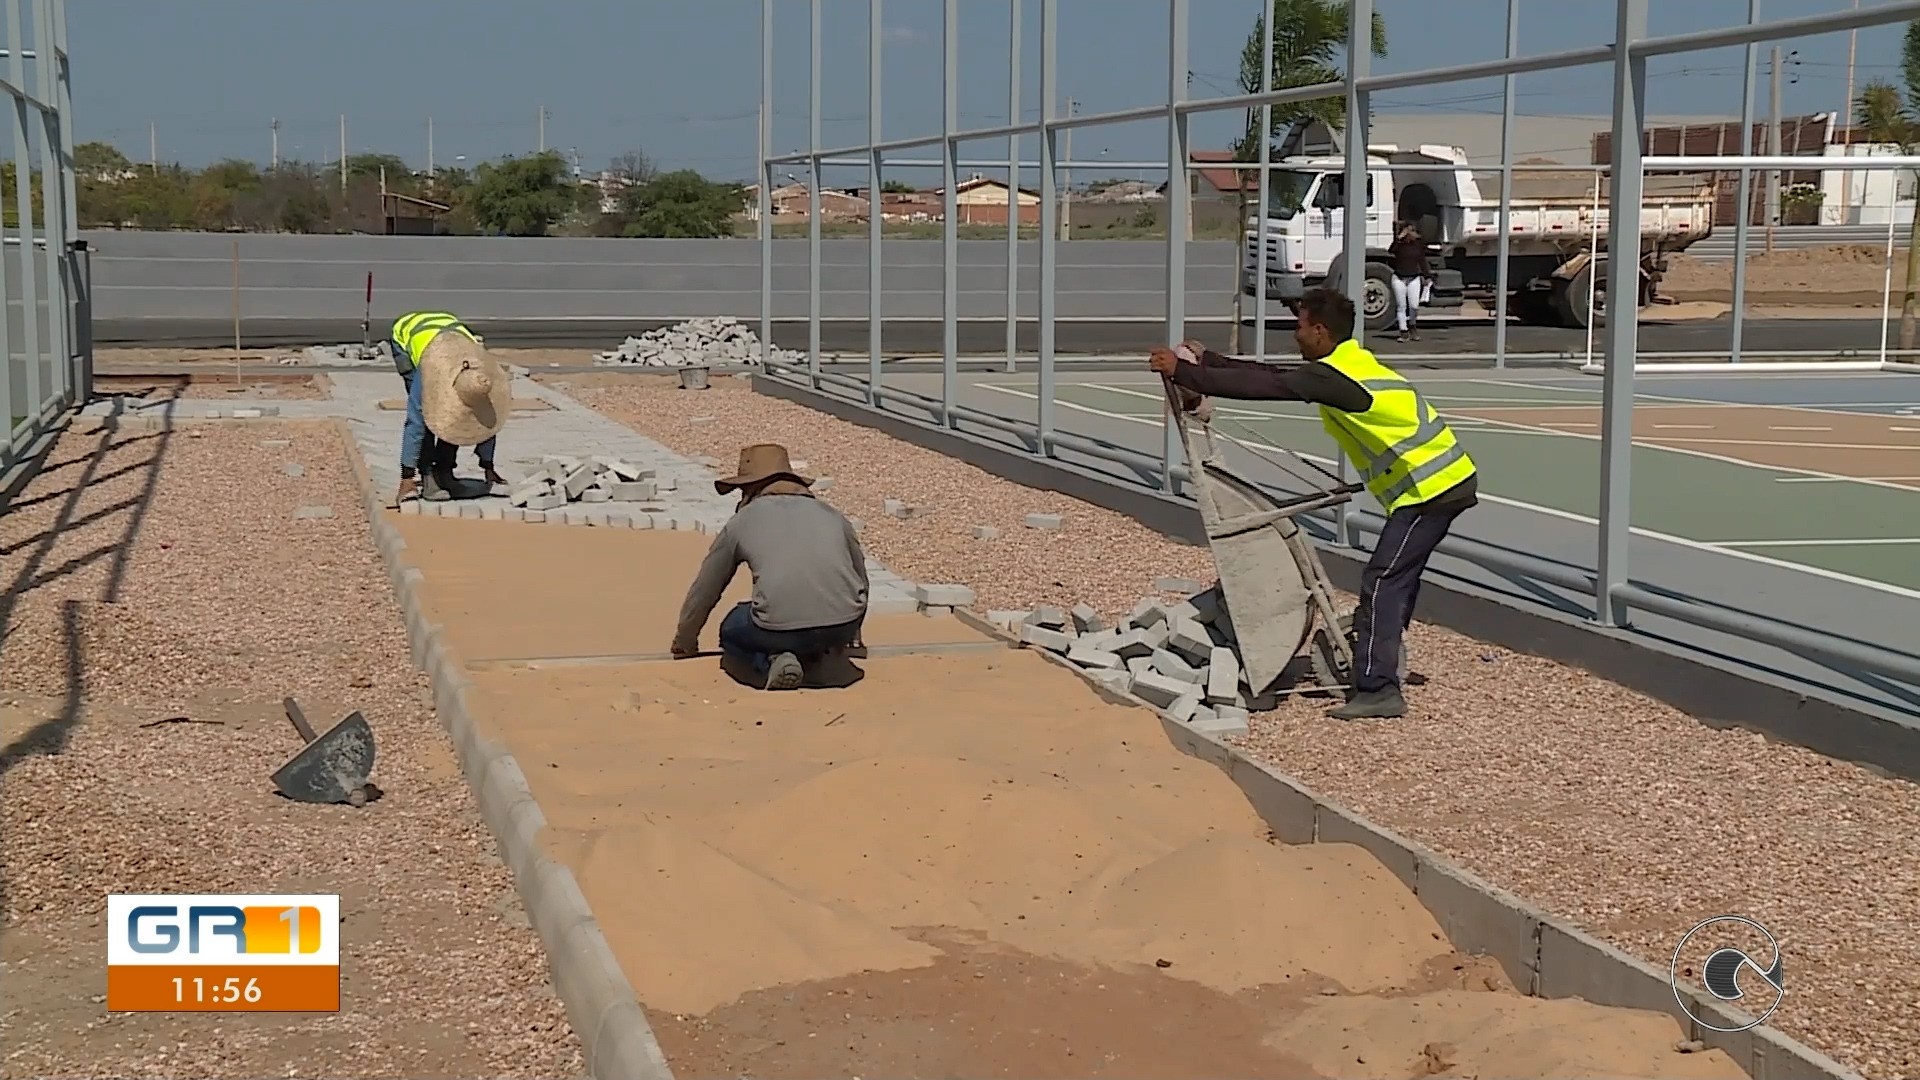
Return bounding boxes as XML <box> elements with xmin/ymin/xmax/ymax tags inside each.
<box><xmin>675</xmin><ymin>493</ymin><xmax>870</xmax><ymax>639</ymax></box>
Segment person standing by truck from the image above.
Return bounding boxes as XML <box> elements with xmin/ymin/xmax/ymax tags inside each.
<box><xmin>1387</xmin><ymin>221</ymin><xmax>1432</xmax><ymax>343</ymax></box>
<box><xmin>1148</xmin><ymin>287</ymin><xmax>1478</xmax><ymax>720</ymax></box>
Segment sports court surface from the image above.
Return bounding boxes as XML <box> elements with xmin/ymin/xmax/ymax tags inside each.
<box><xmin>967</xmin><ymin>369</ymin><xmax>1920</xmax><ymax>593</ymax></box>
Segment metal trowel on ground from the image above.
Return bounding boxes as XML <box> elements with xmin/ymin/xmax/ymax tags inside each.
<box><xmin>270</xmin><ymin>697</ymin><xmax>376</xmax><ymax>807</ymax></box>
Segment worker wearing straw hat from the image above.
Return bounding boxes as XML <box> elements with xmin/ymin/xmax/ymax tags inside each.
<box><xmin>671</xmin><ymin>444</ymin><xmax>868</xmax><ymax>690</ymax></box>
<box><xmin>389</xmin><ymin>311</ymin><xmax>511</xmax><ymax>506</ymax></box>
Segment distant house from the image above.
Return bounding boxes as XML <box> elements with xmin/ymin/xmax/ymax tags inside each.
<box><xmin>929</xmin><ymin>176</ymin><xmax>1040</xmax><ymax>225</ymax></box>
<box><xmin>741</xmin><ymin>182</ymin><xmax>870</xmax><ymax>221</ymax></box>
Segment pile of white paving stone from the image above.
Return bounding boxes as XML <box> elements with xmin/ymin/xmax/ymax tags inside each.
<box><xmin>593</xmin><ymin>317</ymin><xmax>805</xmax><ymax>369</ymax></box>
<box><xmin>505</xmin><ymin>454</ymin><xmax>678</xmax><ymax>511</ymax></box>
<box><xmin>974</xmin><ymin>576</ymin><xmax>1276</xmax><ymax>741</ymax></box>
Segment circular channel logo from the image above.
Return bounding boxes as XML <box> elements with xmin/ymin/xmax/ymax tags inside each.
<box><xmin>1670</xmin><ymin>915</ymin><xmax>1786</xmax><ymax>1033</ymax></box>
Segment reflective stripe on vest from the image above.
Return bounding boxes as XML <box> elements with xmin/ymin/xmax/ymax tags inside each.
<box><xmin>390</xmin><ymin>311</ymin><xmax>475</xmax><ymax>369</ymax></box>
<box><xmin>1316</xmin><ymin>341</ymin><xmax>1477</xmax><ymax>512</ymax></box>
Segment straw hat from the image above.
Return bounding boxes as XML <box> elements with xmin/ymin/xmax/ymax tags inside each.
<box><xmin>417</xmin><ymin>331</ymin><xmax>511</xmax><ymax>446</ymax></box>
<box><xmin>714</xmin><ymin>444</ymin><xmax>812</xmax><ymax>494</ymax></box>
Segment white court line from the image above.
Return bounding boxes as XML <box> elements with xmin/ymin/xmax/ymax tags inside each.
<box><xmin>1470</xmin><ymin>377</ymin><xmax>1920</xmax><ymax>414</ymax></box>
<box><xmin>975</xmin><ymin>381</ymin><xmax>1920</xmax><ymax>601</ymax></box>
<box><xmin>1776</xmin><ymin>475</ymin><xmax>1920</xmax><ymax>483</ymax></box>
<box><xmin>1769</xmin><ymin>425</ymin><xmax>1833</xmax><ymax>432</ymax></box>
<box><xmin>1653</xmin><ymin>424</ymin><xmax>1716</xmax><ymax>430</ymax></box>
<box><xmin>1714</xmin><ymin>537</ymin><xmax>1920</xmax><ymax>548</ymax></box>
<box><xmin>1066</xmin><ymin>382</ymin><xmax>1920</xmax><ymax>497</ymax></box>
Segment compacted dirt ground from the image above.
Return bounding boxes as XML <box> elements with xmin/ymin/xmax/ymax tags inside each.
<box><xmin>1663</xmin><ymin>244</ymin><xmax>1912</xmax><ymax>307</ymax></box>
<box><xmin>0</xmin><ymin>421</ymin><xmax>582</xmax><ymax>1078</ymax></box>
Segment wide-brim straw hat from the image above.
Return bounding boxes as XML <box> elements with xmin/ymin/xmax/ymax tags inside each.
<box><xmin>714</xmin><ymin>443</ymin><xmax>813</xmax><ymax>494</ymax></box>
<box><xmin>418</xmin><ymin>331</ymin><xmax>511</xmax><ymax>446</ymax></box>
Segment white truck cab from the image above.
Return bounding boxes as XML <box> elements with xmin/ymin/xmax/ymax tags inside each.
<box><xmin>1244</xmin><ymin>144</ymin><xmax>1716</xmax><ymax>331</ymax></box>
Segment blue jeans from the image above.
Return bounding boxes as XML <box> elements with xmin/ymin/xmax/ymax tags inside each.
<box><xmin>717</xmin><ymin>602</ymin><xmax>862</xmax><ymax>679</ymax></box>
<box><xmin>399</xmin><ymin>353</ymin><xmax>496</xmax><ymax>473</ymax></box>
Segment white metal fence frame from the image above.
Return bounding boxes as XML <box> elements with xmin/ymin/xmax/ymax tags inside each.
<box><xmin>756</xmin><ymin>0</ymin><xmax>1920</xmax><ymax>687</ymax></box>
<box><xmin>1</xmin><ymin>0</ymin><xmax>87</xmax><ymax>491</ymax></box>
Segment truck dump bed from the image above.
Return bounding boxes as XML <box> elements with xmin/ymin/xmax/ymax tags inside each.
<box><xmin>1455</xmin><ymin>171</ymin><xmax>1716</xmax><ymax>252</ymax></box>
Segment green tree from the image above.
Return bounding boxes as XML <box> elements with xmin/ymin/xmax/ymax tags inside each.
<box><xmin>880</xmin><ymin>179</ymin><xmax>916</xmax><ymax>194</ymax></box>
<box><xmin>188</xmin><ymin>158</ymin><xmax>264</xmax><ymax>230</ymax></box>
<box><xmin>463</xmin><ymin>151</ymin><xmax>572</xmax><ymax>236</ymax></box>
<box><xmin>74</xmin><ymin>140</ymin><xmax>133</xmax><ymax>179</ymax></box>
<box><xmin>617</xmin><ymin>169</ymin><xmax>745</xmax><ymax>238</ymax></box>
<box><xmin>113</xmin><ymin>166</ymin><xmax>193</xmax><ymax>229</ymax></box>
<box><xmin>1857</xmin><ymin>21</ymin><xmax>1920</xmax><ymax>349</ymax></box>
<box><xmin>1226</xmin><ymin>0</ymin><xmax>1387</xmax><ymax>347</ymax></box>
<box><xmin>0</xmin><ymin>161</ymin><xmax>44</xmax><ymax>227</ymax></box>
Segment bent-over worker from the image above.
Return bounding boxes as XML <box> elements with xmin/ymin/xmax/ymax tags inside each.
<box><xmin>1149</xmin><ymin>287</ymin><xmax>1478</xmax><ymax>720</ymax></box>
<box><xmin>389</xmin><ymin>311</ymin><xmax>508</xmax><ymax>504</ymax></box>
<box><xmin>671</xmin><ymin>444</ymin><xmax>868</xmax><ymax>690</ymax></box>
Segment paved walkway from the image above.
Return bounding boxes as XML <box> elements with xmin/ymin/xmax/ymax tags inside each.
<box><xmin>77</xmin><ymin>369</ymin><xmax>921</xmax><ymax>614</ymax></box>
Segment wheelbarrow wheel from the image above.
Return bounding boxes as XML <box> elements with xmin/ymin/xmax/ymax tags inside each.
<box><xmin>1307</xmin><ymin>613</ymin><xmax>1354</xmax><ymax>694</ymax></box>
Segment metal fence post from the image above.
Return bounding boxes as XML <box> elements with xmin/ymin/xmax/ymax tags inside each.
<box><xmin>807</xmin><ymin>0</ymin><xmax>823</xmax><ymax>388</ymax></box>
<box><xmin>1729</xmin><ymin>0</ymin><xmax>1761</xmax><ymax>365</ymax></box>
<box><xmin>1335</xmin><ymin>0</ymin><xmax>1372</xmax><ymax>548</ymax></box>
<box><xmin>759</xmin><ymin>0</ymin><xmax>774</xmax><ymax>370</ymax></box>
<box><xmin>1252</xmin><ymin>0</ymin><xmax>1273</xmax><ymax>363</ymax></box>
<box><xmin>1597</xmin><ymin>0</ymin><xmax>1650</xmax><ymax>627</ymax></box>
<box><xmin>868</xmin><ymin>0</ymin><xmax>884</xmax><ymax>406</ymax></box>
<box><xmin>940</xmin><ymin>0</ymin><xmax>960</xmax><ymax>428</ymax></box>
<box><xmin>7</xmin><ymin>0</ymin><xmax>42</xmax><ymax>426</ymax></box>
<box><xmin>1492</xmin><ymin>0</ymin><xmax>1518</xmax><ymax>369</ymax></box>
<box><xmin>32</xmin><ymin>0</ymin><xmax>65</xmax><ymax>407</ymax></box>
<box><xmin>1161</xmin><ymin>0</ymin><xmax>1188</xmax><ymax>494</ymax></box>
<box><xmin>1005</xmin><ymin>0</ymin><xmax>1021</xmax><ymax>375</ymax></box>
<box><xmin>1036</xmin><ymin>0</ymin><xmax>1057</xmax><ymax>455</ymax></box>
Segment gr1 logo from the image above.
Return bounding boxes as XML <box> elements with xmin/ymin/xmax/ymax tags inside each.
<box><xmin>107</xmin><ymin>894</ymin><xmax>341</xmax><ymax>1014</ymax></box>
<box><xmin>127</xmin><ymin>903</ymin><xmax>324</xmax><ymax>956</ymax></box>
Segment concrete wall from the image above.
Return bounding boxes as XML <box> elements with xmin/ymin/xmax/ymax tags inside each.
<box><xmin>78</xmin><ymin>230</ymin><xmax>1243</xmax><ymax>325</ymax></box>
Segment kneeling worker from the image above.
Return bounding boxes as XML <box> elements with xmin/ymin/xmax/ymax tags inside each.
<box><xmin>671</xmin><ymin>444</ymin><xmax>868</xmax><ymax>690</ymax></box>
<box><xmin>390</xmin><ymin>310</ymin><xmax>508</xmax><ymax>505</ymax></box>
<box><xmin>1149</xmin><ymin>287</ymin><xmax>1478</xmax><ymax>720</ymax></box>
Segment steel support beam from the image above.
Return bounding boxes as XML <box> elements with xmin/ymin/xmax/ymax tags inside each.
<box><xmin>1596</xmin><ymin>0</ymin><xmax>1649</xmax><ymax>627</ymax></box>
<box><xmin>867</xmin><ymin>0</ymin><xmax>884</xmax><ymax>406</ymax></box>
<box><xmin>1161</xmin><ymin>0</ymin><xmax>1188</xmax><ymax>493</ymax></box>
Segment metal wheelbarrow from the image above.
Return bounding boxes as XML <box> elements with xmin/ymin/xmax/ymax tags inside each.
<box><xmin>1162</xmin><ymin>376</ymin><xmax>1360</xmax><ymax>697</ymax></box>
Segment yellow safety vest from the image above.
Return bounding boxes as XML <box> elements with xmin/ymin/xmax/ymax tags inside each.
<box><xmin>1317</xmin><ymin>340</ymin><xmax>1477</xmax><ymax>513</ymax></box>
<box><xmin>390</xmin><ymin>311</ymin><xmax>477</xmax><ymax>370</ymax></box>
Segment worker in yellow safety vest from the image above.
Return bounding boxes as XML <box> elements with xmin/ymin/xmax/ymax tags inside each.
<box><xmin>1149</xmin><ymin>286</ymin><xmax>1478</xmax><ymax>720</ymax></box>
<box><xmin>389</xmin><ymin>311</ymin><xmax>506</xmax><ymax>505</ymax></box>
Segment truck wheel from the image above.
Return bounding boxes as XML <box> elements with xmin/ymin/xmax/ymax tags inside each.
<box><xmin>1361</xmin><ymin>262</ymin><xmax>1395</xmax><ymax>333</ymax></box>
<box><xmin>1551</xmin><ymin>260</ymin><xmax>1598</xmax><ymax>329</ymax></box>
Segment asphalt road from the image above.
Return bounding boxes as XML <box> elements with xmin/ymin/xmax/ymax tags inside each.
<box><xmin>91</xmin><ymin>314</ymin><xmax>1893</xmax><ymax>360</ymax></box>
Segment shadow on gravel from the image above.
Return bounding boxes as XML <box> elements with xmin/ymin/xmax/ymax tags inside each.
<box><xmin>0</xmin><ymin>408</ymin><xmax>174</xmax><ymax>780</ymax></box>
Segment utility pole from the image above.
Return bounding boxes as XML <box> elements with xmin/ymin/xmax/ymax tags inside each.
<box><xmin>339</xmin><ymin>114</ymin><xmax>348</xmax><ymax>193</ymax></box>
<box><xmin>538</xmin><ymin>105</ymin><xmax>547</xmax><ymax>153</ymax></box>
<box><xmin>1841</xmin><ymin>0</ymin><xmax>1860</xmax><ymax>222</ymax></box>
<box><xmin>1766</xmin><ymin>45</ymin><xmax>1782</xmax><ymax>254</ymax></box>
<box><xmin>427</xmin><ymin>116</ymin><xmax>435</xmax><ymax>178</ymax></box>
<box><xmin>270</xmin><ymin>118</ymin><xmax>279</xmax><ymax>170</ymax></box>
<box><xmin>1059</xmin><ymin>98</ymin><xmax>1074</xmax><ymax>241</ymax></box>
<box><xmin>148</xmin><ymin>120</ymin><xmax>156</xmax><ymax>173</ymax></box>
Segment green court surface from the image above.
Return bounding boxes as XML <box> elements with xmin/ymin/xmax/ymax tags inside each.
<box><xmin>1018</xmin><ymin>378</ymin><xmax>1920</xmax><ymax>592</ymax></box>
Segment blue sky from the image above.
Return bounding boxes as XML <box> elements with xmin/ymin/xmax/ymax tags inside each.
<box><xmin>65</xmin><ymin>0</ymin><xmax>1913</xmax><ymax>184</ymax></box>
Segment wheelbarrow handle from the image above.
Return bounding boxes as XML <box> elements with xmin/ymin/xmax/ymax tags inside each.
<box><xmin>282</xmin><ymin>697</ymin><xmax>321</xmax><ymax>744</ymax></box>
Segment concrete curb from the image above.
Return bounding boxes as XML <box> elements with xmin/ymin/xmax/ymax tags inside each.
<box><xmin>332</xmin><ymin>419</ymin><xmax>675</xmax><ymax>1080</ymax></box>
<box><xmin>953</xmin><ymin>608</ymin><xmax>1861</xmax><ymax>1080</ymax></box>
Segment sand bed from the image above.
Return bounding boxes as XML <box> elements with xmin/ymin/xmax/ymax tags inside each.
<box><xmin>396</xmin><ymin>518</ymin><xmax>1744</xmax><ymax>1079</ymax></box>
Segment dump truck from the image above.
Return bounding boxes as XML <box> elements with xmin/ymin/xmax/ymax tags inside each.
<box><xmin>1240</xmin><ymin>144</ymin><xmax>1717</xmax><ymax>332</ymax></box>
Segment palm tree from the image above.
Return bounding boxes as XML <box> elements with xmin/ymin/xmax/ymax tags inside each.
<box><xmin>1855</xmin><ymin>20</ymin><xmax>1920</xmax><ymax>349</ymax></box>
<box><xmin>1227</xmin><ymin>0</ymin><xmax>1388</xmax><ymax>350</ymax></box>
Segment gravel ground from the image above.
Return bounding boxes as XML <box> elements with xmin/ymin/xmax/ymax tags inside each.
<box><xmin>571</xmin><ymin>374</ymin><xmax>1920</xmax><ymax>1080</ymax></box>
<box><xmin>0</xmin><ymin>421</ymin><xmax>582</xmax><ymax>1079</ymax></box>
